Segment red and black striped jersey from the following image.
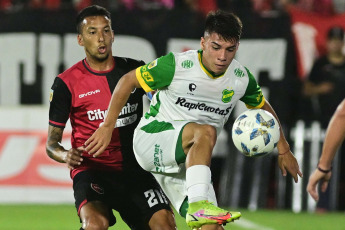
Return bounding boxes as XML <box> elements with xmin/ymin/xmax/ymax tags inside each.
<box><xmin>49</xmin><ymin>57</ymin><xmax>145</xmax><ymax>178</ymax></box>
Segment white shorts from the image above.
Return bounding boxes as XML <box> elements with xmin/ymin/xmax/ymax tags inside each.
<box><xmin>133</xmin><ymin>118</ymin><xmax>217</xmax><ymax>214</ymax></box>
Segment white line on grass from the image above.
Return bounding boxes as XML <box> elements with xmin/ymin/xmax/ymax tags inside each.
<box><xmin>233</xmin><ymin>218</ymin><xmax>275</xmax><ymax>230</ymax></box>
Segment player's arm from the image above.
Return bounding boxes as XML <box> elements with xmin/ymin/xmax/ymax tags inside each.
<box><xmin>260</xmin><ymin>100</ymin><xmax>303</xmax><ymax>183</ymax></box>
<box><xmin>85</xmin><ymin>69</ymin><xmax>141</xmax><ymax>157</ymax></box>
<box><xmin>46</xmin><ymin>125</ymin><xmax>83</xmax><ymax>169</ymax></box>
<box><xmin>307</xmin><ymin>99</ymin><xmax>345</xmax><ymax>201</ymax></box>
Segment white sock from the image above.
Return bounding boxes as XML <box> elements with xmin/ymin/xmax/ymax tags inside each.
<box><xmin>186</xmin><ymin>165</ymin><xmax>211</xmax><ymax>203</ymax></box>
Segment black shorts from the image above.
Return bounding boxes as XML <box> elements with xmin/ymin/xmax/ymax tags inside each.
<box><xmin>73</xmin><ymin>169</ymin><xmax>172</xmax><ymax>229</ymax></box>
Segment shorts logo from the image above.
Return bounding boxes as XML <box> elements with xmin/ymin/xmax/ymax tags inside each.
<box><xmin>222</xmin><ymin>89</ymin><xmax>234</xmax><ymax>103</ymax></box>
<box><xmin>91</xmin><ymin>183</ymin><xmax>104</xmax><ymax>194</ymax></box>
<box><xmin>181</xmin><ymin>60</ymin><xmax>193</xmax><ymax>69</ymax></box>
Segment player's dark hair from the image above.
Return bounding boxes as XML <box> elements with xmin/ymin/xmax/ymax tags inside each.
<box><xmin>204</xmin><ymin>10</ymin><xmax>243</xmax><ymax>43</ymax></box>
<box><xmin>76</xmin><ymin>5</ymin><xmax>111</xmax><ymax>34</ymax></box>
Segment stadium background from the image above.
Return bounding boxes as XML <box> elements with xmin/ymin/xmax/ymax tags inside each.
<box><xmin>1</xmin><ymin>0</ymin><xmax>345</xmax><ymax>223</ymax></box>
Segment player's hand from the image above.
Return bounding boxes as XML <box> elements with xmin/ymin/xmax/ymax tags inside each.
<box><xmin>278</xmin><ymin>150</ymin><xmax>303</xmax><ymax>183</ymax></box>
<box><xmin>63</xmin><ymin>146</ymin><xmax>84</xmax><ymax>169</ymax></box>
<box><xmin>306</xmin><ymin>169</ymin><xmax>332</xmax><ymax>201</ymax></box>
<box><xmin>84</xmin><ymin>125</ymin><xmax>113</xmax><ymax>157</ymax></box>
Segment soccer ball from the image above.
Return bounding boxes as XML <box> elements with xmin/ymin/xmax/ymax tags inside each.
<box><xmin>232</xmin><ymin>109</ymin><xmax>280</xmax><ymax>157</ymax></box>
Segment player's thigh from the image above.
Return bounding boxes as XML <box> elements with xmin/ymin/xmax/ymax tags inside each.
<box><xmin>133</xmin><ymin>120</ymin><xmax>189</xmax><ymax>173</ymax></box>
<box><xmin>181</xmin><ymin>122</ymin><xmax>217</xmax><ymax>152</ymax></box>
<box><xmin>116</xmin><ymin>170</ymin><xmax>173</xmax><ymax>230</ymax></box>
<box><xmin>73</xmin><ymin>171</ymin><xmax>116</xmax><ymax>226</ymax></box>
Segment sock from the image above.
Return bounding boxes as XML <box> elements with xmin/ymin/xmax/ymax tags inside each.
<box><xmin>186</xmin><ymin>165</ymin><xmax>211</xmax><ymax>203</ymax></box>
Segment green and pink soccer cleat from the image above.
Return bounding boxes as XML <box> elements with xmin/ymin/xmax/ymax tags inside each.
<box><xmin>186</xmin><ymin>200</ymin><xmax>241</xmax><ymax>229</ymax></box>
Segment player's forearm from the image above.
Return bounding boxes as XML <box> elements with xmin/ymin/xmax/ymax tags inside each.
<box><xmin>318</xmin><ymin>100</ymin><xmax>345</xmax><ymax>169</ymax></box>
<box><xmin>103</xmin><ymin>70</ymin><xmax>141</xmax><ymax>127</ymax></box>
<box><xmin>261</xmin><ymin>100</ymin><xmax>290</xmax><ymax>152</ymax></box>
<box><xmin>46</xmin><ymin>125</ymin><xmax>67</xmax><ymax>163</ymax></box>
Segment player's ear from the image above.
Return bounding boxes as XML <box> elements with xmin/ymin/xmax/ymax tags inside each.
<box><xmin>200</xmin><ymin>37</ymin><xmax>205</xmax><ymax>50</ymax></box>
<box><xmin>77</xmin><ymin>34</ymin><xmax>84</xmax><ymax>46</ymax></box>
<box><xmin>111</xmin><ymin>30</ymin><xmax>114</xmax><ymax>43</ymax></box>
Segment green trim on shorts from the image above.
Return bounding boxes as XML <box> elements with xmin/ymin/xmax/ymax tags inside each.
<box><xmin>179</xmin><ymin>197</ymin><xmax>189</xmax><ymax>218</ymax></box>
<box><xmin>175</xmin><ymin>123</ymin><xmax>188</xmax><ymax>164</ymax></box>
<box><xmin>140</xmin><ymin>120</ymin><xmax>175</xmax><ymax>133</ymax></box>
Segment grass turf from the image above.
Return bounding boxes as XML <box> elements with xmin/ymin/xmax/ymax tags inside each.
<box><xmin>0</xmin><ymin>204</ymin><xmax>344</xmax><ymax>230</ymax></box>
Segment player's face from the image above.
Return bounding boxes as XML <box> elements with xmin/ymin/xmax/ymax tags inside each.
<box><xmin>200</xmin><ymin>32</ymin><xmax>239</xmax><ymax>75</ymax></box>
<box><xmin>77</xmin><ymin>15</ymin><xmax>114</xmax><ymax>62</ymax></box>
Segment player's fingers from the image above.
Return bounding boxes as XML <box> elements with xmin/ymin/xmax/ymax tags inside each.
<box><xmin>321</xmin><ymin>180</ymin><xmax>329</xmax><ymax>193</ymax></box>
<box><xmin>297</xmin><ymin>169</ymin><xmax>303</xmax><ymax>178</ymax></box>
<box><xmin>306</xmin><ymin>182</ymin><xmax>319</xmax><ymax>201</ymax></box>
<box><xmin>93</xmin><ymin>147</ymin><xmax>106</xmax><ymax>158</ymax></box>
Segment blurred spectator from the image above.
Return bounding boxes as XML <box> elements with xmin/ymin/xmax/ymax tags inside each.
<box><xmin>303</xmin><ymin>26</ymin><xmax>345</xmax><ymax>212</ymax></box>
<box><xmin>280</xmin><ymin>0</ymin><xmax>342</xmax><ymax>16</ymax></box>
<box><xmin>303</xmin><ymin>26</ymin><xmax>345</xmax><ymax>128</ymax></box>
<box><xmin>119</xmin><ymin>0</ymin><xmax>174</xmax><ymax>10</ymax></box>
<box><xmin>182</xmin><ymin>0</ymin><xmax>217</xmax><ymax>16</ymax></box>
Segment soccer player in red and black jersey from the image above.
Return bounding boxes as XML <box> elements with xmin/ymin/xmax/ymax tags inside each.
<box><xmin>46</xmin><ymin>5</ymin><xmax>176</xmax><ymax>230</ymax></box>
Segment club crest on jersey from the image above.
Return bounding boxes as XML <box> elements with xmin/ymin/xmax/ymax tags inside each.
<box><xmin>49</xmin><ymin>89</ymin><xmax>54</xmax><ymax>102</ymax></box>
<box><xmin>148</xmin><ymin>59</ymin><xmax>157</xmax><ymax>69</ymax></box>
<box><xmin>181</xmin><ymin>60</ymin><xmax>193</xmax><ymax>69</ymax></box>
<box><xmin>234</xmin><ymin>68</ymin><xmax>245</xmax><ymax>78</ymax></box>
<box><xmin>222</xmin><ymin>89</ymin><xmax>234</xmax><ymax>103</ymax></box>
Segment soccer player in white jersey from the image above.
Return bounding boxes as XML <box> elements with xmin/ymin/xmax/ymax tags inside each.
<box><xmin>85</xmin><ymin>10</ymin><xmax>303</xmax><ymax>229</ymax></box>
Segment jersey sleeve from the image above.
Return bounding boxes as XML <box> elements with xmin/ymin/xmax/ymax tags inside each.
<box><xmin>240</xmin><ymin>67</ymin><xmax>265</xmax><ymax>109</ymax></box>
<box><xmin>135</xmin><ymin>52</ymin><xmax>176</xmax><ymax>92</ymax></box>
<box><xmin>49</xmin><ymin>77</ymin><xmax>71</xmax><ymax>128</ymax></box>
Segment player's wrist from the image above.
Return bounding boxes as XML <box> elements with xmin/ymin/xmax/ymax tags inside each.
<box><xmin>317</xmin><ymin>163</ymin><xmax>332</xmax><ymax>173</ymax></box>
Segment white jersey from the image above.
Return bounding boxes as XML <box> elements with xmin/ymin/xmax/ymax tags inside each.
<box><xmin>135</xmin><ymin>49</ymin><xmax>264</xmax><ymax>133</ymax></box>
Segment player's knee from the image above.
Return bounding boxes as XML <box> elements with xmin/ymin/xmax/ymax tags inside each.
<box><xmin>149</xmin><ymin>209</ymin><xmax>176</xmax><ymax>230</ymax></box>
<box><xmin>195</xmin><ymin>124</ymin><xmax>217</xmax><ymax>147</ymax></box>
<box><xmin>82</xmin><ymin>214</ymin><xmax>109</xmax><ymax>230</ymax></box>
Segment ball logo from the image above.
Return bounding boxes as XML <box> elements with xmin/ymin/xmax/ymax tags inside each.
<box><xmin>189</xmin><ymin>83</ymin><xmax>196</xmax><ymax>92</ymax></box>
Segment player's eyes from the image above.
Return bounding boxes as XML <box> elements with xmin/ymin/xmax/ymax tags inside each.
<box><xmin>213</xmin><ymin>47</ymin><xmax>220</xmax><ymax>50</ymax></box>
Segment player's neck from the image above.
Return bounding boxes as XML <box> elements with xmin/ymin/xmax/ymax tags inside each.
<box><xmin>85</xmin><ymin>56</ymin><xmax>115</xmax><ymax>72</ymax></box>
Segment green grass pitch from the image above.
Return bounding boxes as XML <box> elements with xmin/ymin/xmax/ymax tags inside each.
<box><xmin>0</xmin><ymin>204</ymin><xmax>344</xmax><ymax>230</ymax></box>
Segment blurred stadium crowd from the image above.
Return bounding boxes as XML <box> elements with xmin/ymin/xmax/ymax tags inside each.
<box><xmin>1</xmin><ymin>0</ymin><xmax>345</xmax><ymax>15</ymax></box>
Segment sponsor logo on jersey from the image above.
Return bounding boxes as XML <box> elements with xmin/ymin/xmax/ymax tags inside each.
<box><xmin>87</xmin><ymin>103</ymin><xmax>138</xmax><ymax>121</ymax></box>
<box><xmin>175</xmin><ymin>97</ymin><xmax>232</xmax><ymax>116</ymax></box>
<box><xmin>181</xmin><ymin>60</ymin><xmax>194</xmax><ymax>69</ymax></box>
<box><xmin>234</xmin><ymin>68</ymin><xmax>245</xmax><ymax>78</ymax></box>
<box><xmin>222</xmin><ymin>89</ymin><xmax>234</xmax><ymax>103</ymax></box>
<box><xmin>79</xmin><ymin>89</ymin><xmax>101</xmax><ymax>98</ymax></box>
<box><xmin>189</xmin><ymin>83</ymin><xmax>196</xmax><ymax>92</ymax></box>
<box><xmin>148</xmin><ymin>59</ymin><xmax>158</xmax><ymax>69</ymax></box>
<box><xmin>49</xmin><ymin>89</ymin><xmax>54</xmax><ymax>102</ymax></box>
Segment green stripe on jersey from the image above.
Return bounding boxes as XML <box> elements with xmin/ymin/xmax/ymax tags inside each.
<box><xmin>138</xmin><ymin>52</ymin><xmax>176</xmax><ymax>90</ymax></box>
<box><xmin>140</xmin><ymin>120</ymin><xmax>175</xmax><ymax>133</ymax></box>
<box><xmin>241</xmin><ymin>67</ymin><xmax>264</xmax><ymax>108</ymax></box>
<box><xmin>144</xmin><ymin>91</ymin><xmax>161</xmax><ymax>119</ymax></box>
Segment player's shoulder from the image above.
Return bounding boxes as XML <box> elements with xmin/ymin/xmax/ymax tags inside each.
<box><xmin>228</xmin><ymin>59</ymin><xmax>251</xmax><ymax>78</ymax></box>
<box><xmin>173</xmin><ymin>49</ymin><xmax>198</xmax><ymax>60</ymax></box>
<box><xmin>58</xmin><ymin>59</ymin><xmax>85</xmax><ymax>81</ymax></box>
<box><xmin>114</xmin><ymin>56</ymin><xmax>145</xmax><ymax>70</ymax></box>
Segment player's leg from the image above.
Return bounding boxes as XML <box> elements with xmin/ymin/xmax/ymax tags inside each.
<box><xmin>79</xmin><ymin>201</ymin><xmax>110</xmax><ymax>230</ymax></box>
<box><xmin>73</xmin><ymin>171</ymin><xmax>116</xmax><ymax>230</ymax></box>
<box><xmin>181</xmin><ymin>123</ymin><xmax>241</xmax><ymax>228</ymax></box>
<box><xmin>115</xmin><ymin>169</ymin><xmax>176</xmax><ymax>230</ymax></box>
